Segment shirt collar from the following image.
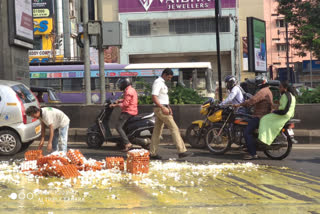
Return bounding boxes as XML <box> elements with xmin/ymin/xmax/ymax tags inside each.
<box><xmin>159</xmin><ymin>77</ymin><xmax>165</xmax><ymax>82</ymax></box>
<box><xmin>124</xmin><ymin>85</ymin><xmax>131</xmax><ymax>92</ymax></box>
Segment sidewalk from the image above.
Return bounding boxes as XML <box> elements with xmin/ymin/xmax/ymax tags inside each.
<box><xmin>65</xmin><ymin>128</ymin><xmax>320</xmax><ymax>144</ymax></box>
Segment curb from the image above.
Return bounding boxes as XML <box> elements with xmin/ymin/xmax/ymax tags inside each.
<box><xmin>59</xmin><ymin>128</ymin><xmax>320</xmax><ymax>144</ymax></box>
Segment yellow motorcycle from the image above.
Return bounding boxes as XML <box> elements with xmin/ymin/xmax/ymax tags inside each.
<box><xmin>185</xmin><ymin>98</ymin><xmax>224</xmax><ymax>148</ymax></box>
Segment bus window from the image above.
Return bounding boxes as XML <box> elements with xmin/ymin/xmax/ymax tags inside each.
<box><xmin>180</xmin><ymin>68</ymin><xmax>193</xmax><ymax>89</ymax></box>
<box><xmin>108</xmin><ymin>78</ymin><xmax>121</xmax><ymax>90</ymax></box>
<box><xmin>196</xmin><ymin>68</ymin><xmax>207</xmax><ymax>90</ymax></box>
<box><xmin>62</xmin><ymin>79</ymin><xmax>83</xmax><ymax>91</ymax></box>
<box><xmin>31</xmin><ymin>79</ymin><xmax>61</xmax><ymax>91</ymax></box>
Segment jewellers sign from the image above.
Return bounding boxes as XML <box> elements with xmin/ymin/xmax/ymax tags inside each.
<box><xmin>119</xmin><ymin>0</ymin><xmax>236</xmax><ymax>13</ymax></box>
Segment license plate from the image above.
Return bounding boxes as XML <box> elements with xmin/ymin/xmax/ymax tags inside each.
<box><xmin>287</xmin><ymin>128</ymin><xmax>294</xmax><ymax>136</ymax></box>
<box><xmin>35</xmin><ymin>125</ymin><xmax>41</xmax><ymax>134</ymax></box>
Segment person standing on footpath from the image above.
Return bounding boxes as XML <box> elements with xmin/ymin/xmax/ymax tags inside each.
<box><xmin>150</xmin><ymin>68</ymin><xmax>193</xmax><ymax>160</ymax></box>
<box><xmin>26</xmin><ymin>106</ymin><xmax>70</xmax><ymax>153</ymax></box>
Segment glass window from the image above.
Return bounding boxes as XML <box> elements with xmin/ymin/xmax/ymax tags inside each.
<box><xmin>33</xmin><ymin>35</ymin><xmax>42</xmax><ymax>50</ymax></box>
<box><xmin>219</xmin><ymin>17</ymin><xmax>230</xmax><ymax>32</ymax></box>
<box><xmin>108</xmin><ymin>78</ymin><xmax>121</xmax><ymax>90</ymax></box>
<box><xmin>31</xmin><ymin>79</ymin><xmax>61</xmax><ymax>91</ymax></box>
<box><xmin>276</xmin><ymin>19</ymin><xmax>285</xmax><ymax>28</ymax></box>
<box><xmin>128</xmin><ymin>21</ymin><xmax>151</xmax><ymax>36</ymax></box>
<box><xmin>11</xmin><ymin>84</ymin><xmax>36</xmax><ymax>103</ymax></box>
<box><xmin>62</xmin><ymin>79</ymin><xmax>83</xmax><ymax>91</ymax></box>
<box><xmin>169</xmin><ymin>17</ymin><xmax>229</xmax><ymax>35</ymax></box>
<box><xmin>277</xmin><ymin>44</ymin><xmax>287</xmax><ymax>51</ymax></box>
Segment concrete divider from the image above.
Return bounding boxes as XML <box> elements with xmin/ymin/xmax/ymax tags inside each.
<box><xmin>44</xmin><ymin>104</ymin><xmax>320</xmax><ymax>144</ymax></box>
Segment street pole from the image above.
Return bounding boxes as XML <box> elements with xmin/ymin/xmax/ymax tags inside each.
<box><xmin>63</xmin><ymin>0</ymin><xmax>71</xmax><ymax>59</ymax></box>
<box><xmin>98</xmin><ymin>0</ymin><xmax>106</xmax><ymax>104</ymax></box>
<box><xmin>233</xmin><ymin>16</ymin><xmax>240</xmax><ymax>82</ymax></box>
<box><xmin>82</xmin><ymin>0</ymin><xmax>91</xmax><ymax>104</ymax></box>
<box><xmin>310</xmin><ymin>51</ymin><xmax>313</xmax><ymax>88</ymax></box>
<box><xmin>285</xmin><ymin>22</ymin><xmax>290</xmax><ymax>82</ymax></box>
<box><xmin>215</xmin><ymin>0</ymin><xmax>223</xmax><ymax>101</ymax></box>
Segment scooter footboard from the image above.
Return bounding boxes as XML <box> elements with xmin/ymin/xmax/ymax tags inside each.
<box><xmin>131</xmin><ymin>137</ymin><xmax>151</xmax><ymax>146</ymax></box>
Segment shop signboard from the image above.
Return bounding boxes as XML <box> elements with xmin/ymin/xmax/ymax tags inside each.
<box><xmin>33</xmin><ymin>18</ymin><xmax>53</xmax><ymax>35</ymax></box>
<box><xmin>119</xmin><ymin>0</ymin><xmax>236</xmax><ymax>13</ymax></box>
<box><xmin>32</xmin><ymin>0</ymin><xmax>54</xmax><ymax>18</ymax></box>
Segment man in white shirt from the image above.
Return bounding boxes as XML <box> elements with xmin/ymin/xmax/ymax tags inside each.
<box><xmin>26</xmin><ymin>106</ymin><xmax>70</xmax><ymax>153</ymax></box>
<box><xmin>220</xmin><ymin>75</ymin><xmax>245</xmax><ymax>106</ymax></box>
<box><xmin>150</xmin><ymin>68</ymin><xmax>193</xmax><ymax>159</ymax></box>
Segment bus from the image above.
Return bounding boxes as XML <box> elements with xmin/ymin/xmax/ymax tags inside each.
<box><xmin>30</xmin><ymin>62</ymin><xmax>214</xmax><ymax>103</ymax></box>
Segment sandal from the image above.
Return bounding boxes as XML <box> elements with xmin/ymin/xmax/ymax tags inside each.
<box><xmin>122</xmin><ymin>143</ymin><xmax>133</xmax><ymax>152</ymax></box>
<box><xmin>243</xmin><ymin>154</ymin><xmax>259</xmax><ymax>160</ymax></box>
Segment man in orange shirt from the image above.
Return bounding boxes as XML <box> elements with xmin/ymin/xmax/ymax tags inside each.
<box><xmin>110</xmin><ymin>78</ymin><xmax>138</xmax><ymax>151</ymax></box>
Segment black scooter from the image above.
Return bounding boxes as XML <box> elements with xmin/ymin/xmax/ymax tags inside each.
<box><xmin>86</xmin><ymin>99</ymin><xmax>155</xmax><ymax>149</ymax></box>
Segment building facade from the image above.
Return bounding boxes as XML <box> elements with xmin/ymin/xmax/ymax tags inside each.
<box><xmin>239</xmin><ymin>0</ymin><xmax>313</xmax><ymax>82</ymax></box>
<box><xmin>264</xmin><ymin>0</ymin><xmax>316</xmax><ymax>84</ymax></box>
<box><xmin>118</xmin><ymin>0</ymin><xmax>238</xmax><ymax>86</ymax></box>
<box><xmin>29</xmin><ymin>0</ymin><xmax>81</xmax><ymax>63</ymax></box>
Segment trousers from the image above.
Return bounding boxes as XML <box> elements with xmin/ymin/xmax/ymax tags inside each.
<box><xmin>150</xmin><ymin>107</ymin><xmax>187</xmax><ymax>156</ymax></box>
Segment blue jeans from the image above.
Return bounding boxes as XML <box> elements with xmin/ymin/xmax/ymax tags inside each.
<box><xmin>244</xmin><ymin>117</ymin><xmax>260</xmax><ymax>156</ymax></box>
<box><xmin>52</xmin><ymin>125</ymin><xmax>69</xmax><ymax>153</ymax></box>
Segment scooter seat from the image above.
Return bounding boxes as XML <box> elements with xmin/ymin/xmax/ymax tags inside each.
<box><xmin>286</xmin><ymin>119</ymin><xmax>301</xmax><ymax>124</ymax></box>
<box><xmin>128</xmin><ymin>113</ymin><xmax>155</xmax><ymax>122</ymax></box>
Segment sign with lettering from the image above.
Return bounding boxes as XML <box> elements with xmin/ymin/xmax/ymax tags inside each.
<box><xmin>32</xmin><ymin>0</ymin><xmax>53</xmax><ymax>18</ymax></box>
<box><xmin>119</xmin><ymin>0</ymin><xmax>236</xmax><ymax>13</ymax></box>
<box><xmin>33</xmin><ymin>18</ymin><xmax>53</xmax><ymax>35</ymax></box>
<box><xmin>30</xmin><ymin>69</ymin><xmax>179</xmax><ymax>78</ymax></box>
<box><xmin>29</xmin><ymin>50</ymin><xmax>53</xmax><ymax>56</ymax></box>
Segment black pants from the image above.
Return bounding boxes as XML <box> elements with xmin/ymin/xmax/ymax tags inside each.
<box><xmin>115</xmin><ymin>112</ymin><xmax>132</xmax><ymax>145</ymax></box>
<box><xmin>244</xmin><ymin>117</ymin><xmax>260</xmax><ymax>156</ymax></box>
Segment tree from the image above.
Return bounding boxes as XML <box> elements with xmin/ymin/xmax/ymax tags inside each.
<box><xmin>277</xmin><ymin>0</ymin><xmax>320</xmax><ymax>59</ymax></box>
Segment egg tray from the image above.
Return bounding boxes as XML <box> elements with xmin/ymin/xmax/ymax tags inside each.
<box><xmin>25</xmin><ymin>150</ymin><xmax>43</xmax><ymax>161</ymax></box>
<box><xmin>106</xmin><ymin>157</ymin><xmax>125</xmax><ymax>171</ymax></box>
<box><xmin>67</xmin><ymin>150</ymin><xmax>85</xmax><ymax>165</ymax></box>
<box><xmin>126</xmin><ymin>160</ymin><xmax>149</xmax><ymax>174</ymax></box>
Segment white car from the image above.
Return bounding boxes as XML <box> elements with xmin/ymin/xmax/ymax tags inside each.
<box><xmin>0</xmin><ymin>80</ymin><xmax>41</xmax><ymax>155</ymax></box>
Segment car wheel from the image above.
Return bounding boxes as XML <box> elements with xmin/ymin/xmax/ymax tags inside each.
<box><xmin>0</xmin><ymin>130</ymin><xmax>22</xmax><ymax>155</ymax></box>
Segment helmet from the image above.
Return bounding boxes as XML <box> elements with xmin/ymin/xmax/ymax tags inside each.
<box><xmin>255</xmin><ymin>75</ymin><xmax>268</xmax><ymax>88</ymax></box>
<box><xmin>224</xmin><ymin>75</ymin><xmax>237</xmax><ymax>90</ymax></box>
<box><xmin>118</xmin><ymin>78</ymin><xmax>131</xmax><ymax>91</ymax></box>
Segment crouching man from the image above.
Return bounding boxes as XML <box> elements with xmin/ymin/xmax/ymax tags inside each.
<box><xmin>26</xmin><ymin>106</ymin><xmax>70</xmax><ymax>153</ymax></box>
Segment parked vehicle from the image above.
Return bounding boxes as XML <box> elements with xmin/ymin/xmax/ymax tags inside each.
<box><xmin>30</xmin><ymin>86</ymin><xmax>61</xmax><ymax>104</ymax></box>
<box><xmin>185</xmin><ymin>98</ymin><xmax>222</xmax><ymax>148</ymax></box>
<box><xmin>205</xmin><ymin>106</ymin><xmax>300</xmax><ymax>160</ymax></box>
<box><xmin>0</xmin><ymin>81</ymin><xmax>41</xmax><ymax>155</ymax></box>
<box><xmin>86</xmin><ymin>99</ymin><xmax>155</xmax><ymax>149</ymax></box>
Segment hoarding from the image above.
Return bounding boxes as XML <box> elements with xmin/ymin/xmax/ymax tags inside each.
<box><xmin>247</xmin><ymin>17</ymin><xmax>267</xmax><ymax>73</ymax></box>
<box><xmin>33</xmin><ymin>18</ymin><xmax>53</xmax><ymax>35</ymax></box>
<box><xmin>303</xmin><ymin>60</ymin><xmax>320</xmax><ymax>73</ymax></box>
<box><xmin>119</xmin><ymin>0</ymin><xmax>236</xmax><ymax>13</ymax></box>
<box><xmin>8</xmin><ymin>0</ymin><xmax>34</xmax><ymax>49</ymax></box>
<box><xmin>242</xmin><ymin>37</ymin><xmax>248</xmax><ymax>71</ymax></box>
<box><xmin>32</xmin><ymin>0</ymin><xmax>54</xmax><ymax>18</ymax></box>
<box><xmin>30</xmin><ymin>69</ymin><xmax>179</xmax><ymax>78</ymax></box>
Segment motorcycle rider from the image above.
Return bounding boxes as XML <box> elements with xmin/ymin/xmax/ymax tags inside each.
<box><xmin>234</xmin><ymin>75</ymin><xmax>273</xmax><ymax>160</ymax></box>
<box><xmin>110</xmin><ymin>78</ymin><xmax>138</xmax><ymax>151</ymax></box>
<box><xmin>220</xmin><ymin>75</ymin><xmax>245</xmax><ymax>106</ymax></box>
<box><xmin>258</xmin><ymin>81</ymin><xmax>297</xmax><ymax>145</ymax></box>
